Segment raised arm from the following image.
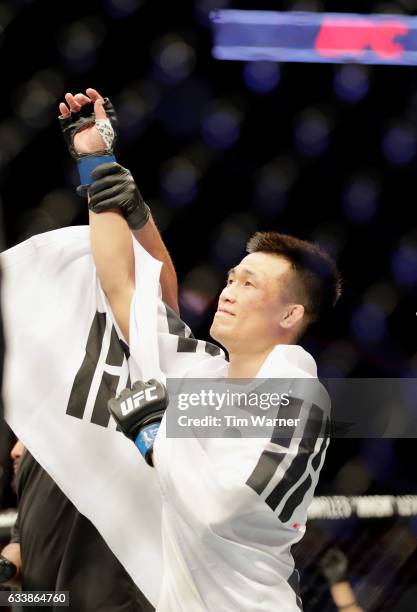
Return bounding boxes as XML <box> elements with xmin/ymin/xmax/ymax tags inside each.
<box><xmin>132</xmin><ymin>219</ymin><xmax>178</xmax><ymax>316</ymax></box>
<box><xmin>88</xmin><ymin>202</ymin><xmax>135</xmax><ymax>341</ymax></box>
<box><xmin>59</xmin><ymin>89</ymin><xmax>179</xmax><ymax>339</ymax></box>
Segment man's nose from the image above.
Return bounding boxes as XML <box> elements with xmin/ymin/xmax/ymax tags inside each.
<box><xmin>10</xmin><ymin>440</ymin><xmax>23</xmax><ymax>461</ymax></box>
<box><xmin>220</xmin><ymin>286</ymin><xmax>237</xmax><ymax>303</ymax></box>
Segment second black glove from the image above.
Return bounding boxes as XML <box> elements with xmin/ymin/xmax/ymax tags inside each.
<box><xmin>108</xmin><ymin>379</ymin><xmax>168</xmax><ymax>466</ymax></box>
<box><xmin>88</xmin><ymin>162</ymin><xmax>150</xmax><ymax>229</ymax></box>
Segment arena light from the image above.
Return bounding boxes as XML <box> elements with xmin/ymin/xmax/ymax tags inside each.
<box><xmin>211</xmin><ymin>10</ymin><xmax>417</xmax><ymax>65</ymax></box>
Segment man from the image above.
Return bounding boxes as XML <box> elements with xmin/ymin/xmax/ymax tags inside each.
<box><xmin>59</xmin><ymin>89</ymin><xmax>341</xmax><ymax>611</ymax></box>
<box><xmin>319</xmin><ymin>548</ymin><xmax>364</xmax><ymax>612</ymax></box>
<box><xmin>0</xmin><ymin>441</ymin><xmax>23</xmax><ymax>590</ymax></box>
<box><xmin>0</xmin><ymin>441</ymin><xmax>153</xmax><ymax>611</ymax></box>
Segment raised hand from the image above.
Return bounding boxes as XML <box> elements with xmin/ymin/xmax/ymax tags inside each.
<box><xmin>59</xmin><ymin>89</ymin><xmax>106</xmax><ymax>154</ymax></box>
<box><xmin>58</xmin><ymin>87</ymin><xmax>117</xmax><ymax>187</ymax></box>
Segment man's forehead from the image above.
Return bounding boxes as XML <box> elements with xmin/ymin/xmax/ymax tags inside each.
<box><xmin>234</xmin><ymin>252</ymin><xmax>292</xmax><ymax>279</ymax></box>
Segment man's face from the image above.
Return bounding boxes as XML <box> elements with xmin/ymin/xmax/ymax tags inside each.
<box><xmin>210</xmin><ymin>252</ymin><xmax>296</xmax><ymax>352</ymax></box>
<box><xmin>10</xmin><ymin>440</ymin><xmax>25</xmax><ymax>492</ymax></box>
<box><xmin>10</xmin><ymin>440</ymin><xmax>25</xmax><ymax>477</ymax></box>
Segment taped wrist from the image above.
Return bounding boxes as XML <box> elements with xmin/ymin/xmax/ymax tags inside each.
<box><xmin>77</xmin><ymin>115</ymin><xmax>116</xmax><ymax>187</ymax></box>
<box><xmin>134</xmin><ymin>423</ymin><xmax>160</xmax><ymax>466</ymax></box>
<box><xmin>77</xmin><ymin>153</ymin><xmax>117</xmax><ymax>188</ymax></box>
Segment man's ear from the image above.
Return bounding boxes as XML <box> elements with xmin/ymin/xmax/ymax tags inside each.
<box><xmin>280</xmin><ymin>304</ymin><xmax>305</xmax><ymax>330</ymax></box>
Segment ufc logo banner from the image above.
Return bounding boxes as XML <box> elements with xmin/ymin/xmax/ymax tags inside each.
<box><xmin>315</xmin><ymin>17</ymin><xmax>408</xmax><ymax>61</ymax></box>
<box><xmin>211</xmin><ymin>10</ymin><xmax>416</xmax><ymax>65</ymax></box>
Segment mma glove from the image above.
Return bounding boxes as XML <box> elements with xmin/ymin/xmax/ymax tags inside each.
<box><xmin>0</xmin><ymin>555</ymin><xmax>17</xmax><ymax>583</ymax></box>
<box><xmin>319</xmin><ymin>548</ymin><xmax>349</xmax><ymax>586</ymax></box>
<box><xmin>108</xmin><ymin>379</ymin><xmax>168</xmax><ymax>466</ymax></box>
<box><xmin>58</xmin><ymin>97</ymin><xmax>117</xmax><ymax>189</ymax></box>
<box><xmin>88</xmin><ymin>162</ymin><xmax>150</xmax><ymax>229</ymax></box>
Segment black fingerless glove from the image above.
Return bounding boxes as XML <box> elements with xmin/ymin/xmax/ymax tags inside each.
<box><xmin>58</xmin><ymin>98</ymin><xmax>118</xmax><ymax>188</ymax></box>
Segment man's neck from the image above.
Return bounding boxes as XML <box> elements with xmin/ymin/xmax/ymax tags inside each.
<box><xmin>227</xmin><ymin>347</ymin><xmax>276</xmax><ymax>379</ymax></box>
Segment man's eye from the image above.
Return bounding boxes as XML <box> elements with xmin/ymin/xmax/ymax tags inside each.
<box><xmin>227</xmin><ymin>278</ymin><xmax>234</xmax><ymax>285</ymax></box>
<box><xmin>244</xmin><ymin>281</ymin><xmax>254</xmax><ymax>287</ymax></box>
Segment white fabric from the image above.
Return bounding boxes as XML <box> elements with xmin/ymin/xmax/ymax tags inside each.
<box><xmin>1</xmin><ymin>226</ymin><xmax>329</xmax><ymax>611</ymax></box>
<box><xmin>154</xmin><ymin>346</ymin><xmax>329</xmax><ymax>611</ymax></box>
<box><xmin>1</xmin><ymin>226</ymin><xmax>227</xmax><ymax>606</ymax></box>
<box><xmin>1</xmin><ymin>226</ymin><xmax>165</xmax><ymax>605</ymax></box>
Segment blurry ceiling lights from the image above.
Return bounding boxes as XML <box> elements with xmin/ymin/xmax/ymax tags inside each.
<box><xmin>17</xmin><ymin>188</ymin><xmax>79</xmax><ymax>241</ymax></box>
<box><xmin>333</xmin><ymin>65</ymin><xmax>370</xmax><ymax>104</ymax></box>
<box><xmin>382</xmin><ymin>121</ymin><xmax>417</xmax><ymax>166</ymax></box>
<box><xmin>155</xmin><ymin>77</ymin><xmax>211</xmax><ymax>137</ymax></box>
<box><xmin>334</xmin><ymin>460</ymin><xmax>371</xmax><ymax>495</ymax></box>
<box><xmin>115</xmin><ymin>83</ymin><xmax>159</xmax><ymax>141</ymax></box>
<box><xmin>15</xmin><ymin>70</ymin><xmax>64</xmax><ymax>129</ymax></box>
<box><xmin>311</xmin><ymin>222</ymin><xmax>346</xmax><ymax>259</ymax></box>
<box><xmin>363</xmin><ymin>282</ymin><xmax>398</xmax><ymax>317</ymax></box>
<box><xmin>253</xmin><ymin>156</ymin><xmax>298</xmax><ymax>217</ymax></box>
<box><xmin>350</xmin><ymin>302</ymin><xmax>387</xmax><ymax>345</ymax></box>
<box><xmin>211</xmin><ymin>213</ymin><xmax>257</xmax><ymax>270</ymax></box>
<box><xmin>318</xmin><ymin>340</ymin><xmax>358</xmax><ymax>377</ymax></box>
<box><xmin>152</xmin><ymin>34</ymin><xmax>196</xmax><ymax>84</ymax></box>
<box><xmin>0</xmin><ymin>70</ymin><xmax>64</xmax><ymax>168</ymax></box>
<box><xmin>342</xmin><ymin>174</ymin><xmax>380</xmax><ymax>223</ymax></box>
<box><xmin>160</xmin><ymin>156</ymin><xmax>200</xmax><ymax>207</ymax></box>
<box><xmin>40</xmin><ymin>189</ymin><xmax>80</xmax><ymax>227</ymax></box>
<box><xmin>59</xmin><ymin>18</ymin><xmax>105</xmax><ymax>72</ymax></box>
<box><xmin>0</xmin><ymin>120</ymin><xmax>26</xmax><ymax>168</ymax></box>
<box><xmin>202</xmin><ymin>100</ymin><xmax>242</xmax><ymax>150</ymax></box>
<box><xmin>294</xmin><ymin>108</ymin><xmax>332</xmax><ymax>158</ymax></box>
<box><xmin>244</xmin><ymin>61</ymin><xmax>280</xmax><ymax>95</ymax></box>
<box><xmin>103</xmin><ymin>0</ymin><xmax>142</xmax><ymax>18</ymax></box>
<box><xmin>391</xmin><ymin>233</ymin><xmax>417</xmax><ymax>288</ymax></box>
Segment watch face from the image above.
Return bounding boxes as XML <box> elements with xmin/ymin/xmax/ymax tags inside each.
<box><xmin>0</xmin><ymin>556</ymin><xmax>17</xmax><ymax>582</ymax></box>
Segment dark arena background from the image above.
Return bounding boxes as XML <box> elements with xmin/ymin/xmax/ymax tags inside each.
<box><xmin>1</xmin><ymin>0</ymin><xmax>417</xmax><ymax>610</ymax></box>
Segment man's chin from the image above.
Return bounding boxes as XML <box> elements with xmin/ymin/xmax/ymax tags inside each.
<box><xmin>209</xmin><ymin>321</ymin><xmax>223</xmax><ymax>344</ymax></box>
<box><xmin>209</xmin><ymin>321</ymin><xmax>230</xmax><ymax>349</ymax></box>
<box><xmin>209</xmin><ymin>321</ymin><xmax>218</xmax><ymax>342</ymax></box>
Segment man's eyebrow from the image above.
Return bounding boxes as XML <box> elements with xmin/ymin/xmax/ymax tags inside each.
<box><xmin>227</xmin><ymin>267</ymin><xmax>260</xmax><ymax>279</ymax></box>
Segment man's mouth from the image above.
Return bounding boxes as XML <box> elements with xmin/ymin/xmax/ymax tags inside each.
<box><xmin>216</xmin><ymin>308</ymin><xmax>235</xmax><ymax>316</ymax></box>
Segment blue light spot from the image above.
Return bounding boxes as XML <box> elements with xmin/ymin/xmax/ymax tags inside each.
<box><xmin>202</xmin><ymin>106</ymin><xmax>241</xmax><ymax>150</ymax></box>
<box><xmin>382</xmin><ymin>125</ymin><xmax>417</xmax><ymax>165</ymax></box>
<box><xmin>333</xmin><ymin>65</ymin><xmax>369</xmax><ymax>104</ymax></box>
<box><xmin>351</xmin><ymin>303</ymin><xmax>386</xmax><ymax>345</ymax></box>
<box><xmin>342</xmin><ymin>177</ymin><xmax>378</xmax><ymax>223</ymax></box>
<box><xmin>244</xmin><ymin>61</ymin><xmax>280</xmax><ymax>94</ymax></box>
<box><xmin>294</xmin><ymin>110</ymin><xmax>330</xmax><ymax>157</ymax></box>
<box><xmin>391</xmin><ymin>244</ymin><xmax>417</xmax><ymax>287</ymax></box>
